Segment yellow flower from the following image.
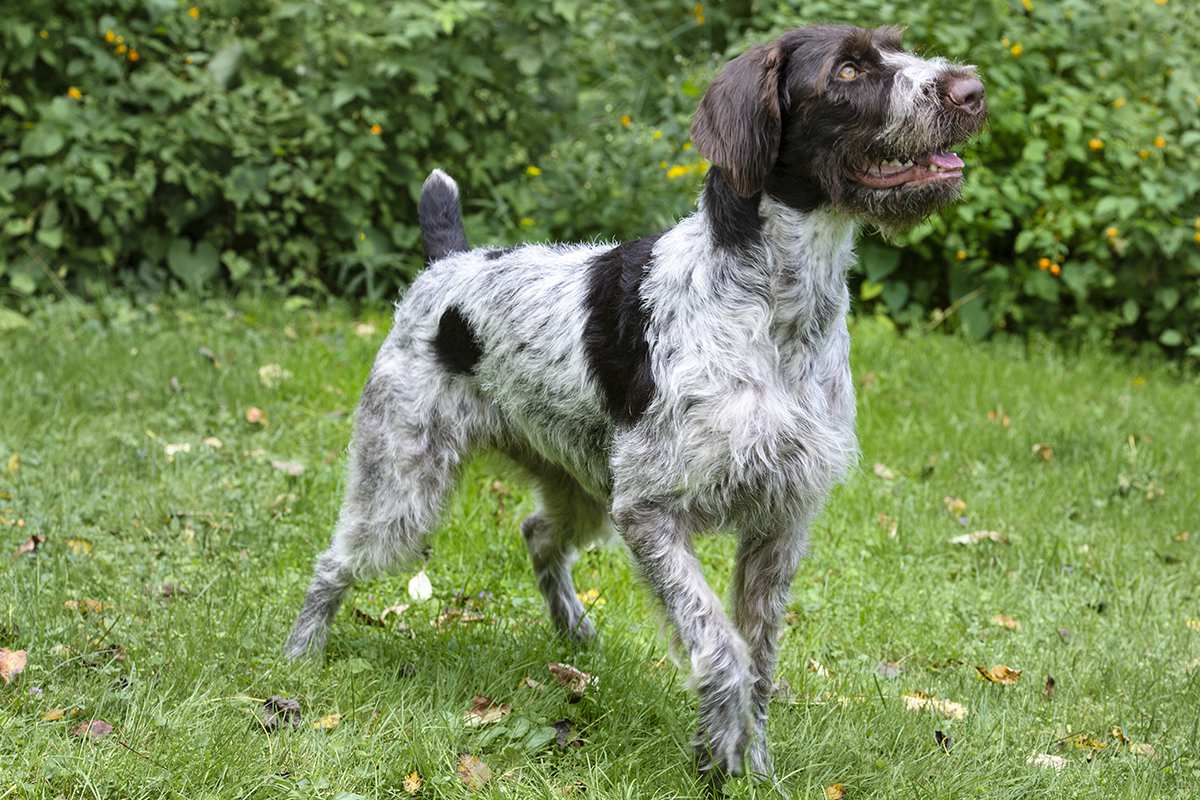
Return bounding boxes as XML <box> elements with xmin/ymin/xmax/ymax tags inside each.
<box><xmin>1112</xmin><ymin>96</ymin><xmax>1126</xmax><ymax>109</ymax></box>
<box><xmin>652</xmin><ymin>129</ymin><xmax>663</xmax><ymax>140</ymax></box>
<box><xmin>659</xmin><ymin>161</ymin><xmax>668</xmax><ymax>169</ymax></box>
<box><xmin>693</xmin><ymin>3</ymin><xmax>705</xmax><ymax>25</ymax></box>
<box><xmin>39</xmin><ymin>29</ymin><xmax>49</xmax><ymax>39</ymax></box>
<box><xmin>619</xmin><ymin>114</ymin><xmax>632</xmax><ymax>127</ymax></box>
<box><xmin>116</xmin><ymin>43</ymin><xmax>127</xmax><ymax>55</ymax></box>
<box><xmin>1038</xmin><ymin>257</ymin><xmax>1051</xmax><ymax>270</ymax></box>
<box><xmin>105</xmin><ymin>30</ymin><xmax>115</xmax><ymax>43</ymax></box>
<box><xmin>1088</xmin><ymin>138</ymin><xmax>1104</xmax><ymax>151</ymax></box>
<box><xmin>369</xmin><ymin>123</ymin><xmax>382</xmax><ymax>135</ymax></box>
<box><xmin>666</xmin><ymin>165</ymin><xmax>692</xmax><ymax>180</ymax></box>
<box><xmin>1021</xmin><ymin>0</ymin><xmax>1033</xmax><ymax>10</ymax></box>
<box><xmin>185</xmin><ymin>56</ymin><xmax>193</xmax><ymax>65</ymax></box>
<box><xmin>525</xmin><ymin>165</ymin><xmax>542</xmax><ymax>176</ymax></box>
<box><xmin>955</xmin><ymin>249</ymin><xmax>967</xmax><ymax>261</ymax></box>
<box><xmin>1153</xmin><ymin>134</ymin><xmax>1166</xmax><ymax>148</ymax></box>
<box><xmin>1194</xmin><ymin>231</ymin><xmax>1200</xmax><ymax>243</ymax></box>
<box><xmin>519</xmin><ymin>217</ymin><xmax>535</xmax><ymax>228</ymax></box>
<box><xmin>1154</xmin><ymin>0</ymin><xmax>1167</xmax><ymax>5</ymax></box>
<box><xmin>188</xmin><ymin>6</ymin><xmax>200</xmax><ymax>19</ymax></box>
<box><xmin>682</xmin><ymin>142</ymin><xmax>692</xmax><ymax>151</ymax></box>
<box><xmin>128</xmin><ymin>49</ymin><xmax>140</xmax><ymax>62</ymax></box>
<box><xmin>67</xmin><ymin>86</ymin><xmax>82</xmax><ymax>100</ymax></box>
<box><xmin>1010</xmin><ymin>43</ymin><xmax>1023</xmax><ymax>57</ymax></box>
<box><xmin>1138</xmin><ymin>149</ymin><xmax>1150</xmax><ymax>159</ymax></box>
<box><xmin>1049</xmin><ymin>264</ymin><xmax>1061</xmax><ymax>276</ymax></box>
<box><xmin>1105</xmin><ymin>226</ymin><xmax>1119</xmax><ymax>239</ymax></box>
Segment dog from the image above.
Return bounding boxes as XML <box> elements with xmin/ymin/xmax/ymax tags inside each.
<box><xmin>287</xmin><ymin>23</ymin><xmax>985</xmax><ymax>783</ymax></box>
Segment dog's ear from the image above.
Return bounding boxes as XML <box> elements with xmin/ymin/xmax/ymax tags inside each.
<box><xmin>691</xmin><ymin>41</ymin><xmax>787</xmax><ymax>197</ymax></box>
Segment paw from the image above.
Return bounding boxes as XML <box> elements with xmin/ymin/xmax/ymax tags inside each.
<box><xmin>566</xmin><ymin>614</ymin><xmax>597</xmax><ymax>643</ymax></box>
<box><xmin>746</xmin><ymin>735</ymin><xmax>773</xmax><ymax>780</ymax></box>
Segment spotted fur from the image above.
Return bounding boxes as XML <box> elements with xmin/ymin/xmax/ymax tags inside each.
<box><xmin>287</xmin><ymin>24</ymin><xmax>985</xmax><ymax>786</ymax></box>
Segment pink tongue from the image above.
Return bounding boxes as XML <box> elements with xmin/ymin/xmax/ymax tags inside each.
<box><xmin>929</xmin><ymin>152</ymin><xmax>965</xmax><ymax>169</ymax></box>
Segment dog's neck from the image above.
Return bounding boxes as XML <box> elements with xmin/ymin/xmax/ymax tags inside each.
<box><xmin>693</xmin><ymin>169</ymin><xmax>857</xmax><ymax>348</ymax></box>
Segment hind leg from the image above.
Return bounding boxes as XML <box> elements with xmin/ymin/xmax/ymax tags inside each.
<box><xmin>516</xmin><ymin>461</ymin><xmax>608</xmax><ymax>641</ymax></box>
<box><xmin>285</xmin><ymin>352</ymin><xmax>484</xmax><ymax>659</ymax></box>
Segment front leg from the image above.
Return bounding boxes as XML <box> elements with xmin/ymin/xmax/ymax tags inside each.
<box><xmin>731</xmin><ymin>522</ymin><xmax>809</xmax><ymax>778</ymax></box>
<box><xmin>614</xmin><ymin>499</ymin><xmax>753</xmax><ymax>783</ymax></box>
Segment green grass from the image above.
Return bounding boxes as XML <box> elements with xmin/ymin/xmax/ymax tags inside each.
<box><xmin>2</xmin><ymin>296</ymin><xmax>1198</xmax><ymax>799</ymax></box>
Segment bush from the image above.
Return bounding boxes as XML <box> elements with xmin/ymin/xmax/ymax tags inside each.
<box><xmin>2</xmin><ymin>0</ymin><xmax>1198</xmax><ymax>357</ymax></box>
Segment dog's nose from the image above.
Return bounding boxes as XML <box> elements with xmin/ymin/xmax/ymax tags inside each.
<box><xmin>945</xmin><ymin>76</ymin><xmax>985</xmax><ymax>115</ymax></box>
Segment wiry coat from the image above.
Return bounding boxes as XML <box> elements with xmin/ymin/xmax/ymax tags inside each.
<box><xmin>287</xmin><ymin>23</ymin><xmax>986</xmax><ymax>785</ymax></box>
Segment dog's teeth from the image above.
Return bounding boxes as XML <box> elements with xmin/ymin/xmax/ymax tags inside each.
<box><xmin>929</xmin><ymin>164</ymin><xmax>942</xmax><ymax>173</ymax></box>
<box><xmin>900</xmin><ymin>159</ymin><xmax>913</xmax><ymax>168</ymax></box>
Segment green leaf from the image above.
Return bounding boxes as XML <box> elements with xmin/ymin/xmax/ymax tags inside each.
<box><xmin>1158</xmin><ymin>329</ymin><xmax>1183</xmax><ymax>347</ymax></box>
<box><xmin>859</xmin><ymin>240</ymin><xmax>901</xmax><ymax>281</ymax></box>
<box><xmin>21</xmin><ymin>128</ymin><xmax>64</xmax><ymax>158</ymax></box>
<box><xmin>0</xmin><ymin>307</ymin><xmax>31</xmax><ymax>331</ymax></box>
<box><xmin>166</xmin><ymin>238</ymin><xmax>220</xmax><ymax>291</ymax></box>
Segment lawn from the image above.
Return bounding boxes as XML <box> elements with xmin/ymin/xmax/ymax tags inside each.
<box><xmin>1</xmin><ymin>296</ymin><xmax>1198</xmax><ymax>799</ymax></box>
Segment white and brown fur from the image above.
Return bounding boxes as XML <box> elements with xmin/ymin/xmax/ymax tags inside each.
<box><xmin>286</xmin><ymin>24</ymin><xmax>986</xmax><ymax>784</ymax></box>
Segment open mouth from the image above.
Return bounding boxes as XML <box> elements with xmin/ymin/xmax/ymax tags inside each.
<box><xmin>853</xmin><ymin>152</ymin><xmax>965</xmax><ymax>189</ymax></box>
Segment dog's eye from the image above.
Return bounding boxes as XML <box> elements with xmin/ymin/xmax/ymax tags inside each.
<box><xmin>836</xmin><ymin>63</ymin><xmax>861</xmax><ymax>82</ymax></box>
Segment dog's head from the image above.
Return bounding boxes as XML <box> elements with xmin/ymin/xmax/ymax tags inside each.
<box><xmin>692</xmin><ymin>25</ymin><xmax>986</xmax><ymax>228</ymax></box>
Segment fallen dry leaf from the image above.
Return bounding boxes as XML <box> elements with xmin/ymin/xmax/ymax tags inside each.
<box><xmin>807</xmin><ymin>658</ymin><xmax>830</xmax><ymax>677</ymax></box>
<box><xmin>456</xmin><ymin>753</ymin><xmax>492</xmax><ymax>791</ymax></box>
<box><xmin>949</xmin><ymin>530</ymin><xmax>1007</xmax><ymax>545</ymax></box>
<box><xmin>271</xmin><ymin>459</ymin><xmax>305</xmax><ymax>476</ymax></box>
<box><xmin>42</xmin><ymin>708</ymin><xmax>67</xmax><ymax>721</ymax></box>
<box><xmin>548</xmin><ymin>662</ymin><xmax>595</xmax><ymax>700</ymax></box>
<box><xmin>259</xmin><ymin>695</ymin><xmax>301</xmax><ymax>732</ymax></box>
<box><xmin>1130</xmin><ymin>742</ymin><xmax>1156</xmax><ymax>758</ymax></box>
<box><xmin>1031</xmin><ymin>443</ymin><xmax>1054</xmax><ymax>462</ymax></box>
<box><xmin>202</xmin><ymin>436</ymin><xmax>224</xmax><ymax>449</ymax></box>
<box><xmin>986</xmin><ymin>409</ymin><xmax>1011</xmax><ymax>428</ymax></box>
<box><xmin>902</xmin><ymin>692</ymin><xmax>967</xmax><ymax>720</ymax></box>
<box><xmin>976</xmin><ymin>664</ymin><xmax>1022</xmax><ymax>685</ymax></box>
<box><xmin>519</xmin><ymin>676</ymin><xmax>545</xmax><ymax>690</ymax></box>
<box><xmin>1186</xmin><ymin>618</ymin><xmax>1200</xmax><ymax>632</ymax></box>
<box><xmin>14</xmin><ymin>534</ymin><xmax>46</xmax><ymax>557</ymax></box>
<box><xmin>258</xmin><ymin>363</ymin><xmax>292</xmax><ymax>388</ymax></box>
<box><xmin>876</xmin><ymin>513</ymin><xmax>898</xmax><ymax>538</ymax></box>
<box><xmin>312</xmin><ymin>712</ymin><xmax>342</xmax><ymax>731</ymax></box>
<box><xmin>6</xmin><ymin>453</ymin><xmax>20</xmax><ymax>475</ymax></box>
<box><xmin>464</xmin><ymin>695</ymin><xmax>511</xmax><ymax>727</ymax></box>
<box><xmin>71</xmin><ymin>719</ymin><xmax>113</xmax><ymax>740</ymax></box>
<box><xmin>824</xmin><ymin>783</ymin><xmax>846</xmax><ymax>800</ymax></box>
<box><xmin>1174</xmin><ymin>531</ymin><xmax>1191</xmax><ymax>542</ymax></box>
<box><xmin>943</xmin><ymin>496</ymin><xmax>967</xmax><ymax>515</ymax></box>
<box><xmin>380</xmin><ymin>602</ymin><xmax>410</xmax><ymax>623</ymax></box>
<box><xmin>1028</xmin><ymin>753</ymin><xmax>1066</xmax><ymax>771</ymax></box>
<box><xmin>354</xmin><ymin>322</ymin><xmax>377</xmax><ymax>338</ymax></box>
<box><xmin>0</xmin><ymin>648</ymin><xmax>28</xmax><ymax>685</ymax></box>
<box><xmin>403</xmin><ymin>771</ymin><xmax>423</xmax><ymax>794</ymax></box>
<box><xmin>873</xmin><ymin>462</ymin><xmax>896</xmax><ymax>481</ymax></box>
<box><xmin>433</xmin><ymin>608</ymin><xmax>485</xmax><ymax>629</ymax></box>
<box><xmin>245</xmin><ymin>406</ymin><xmax>267</xmax><ymax>426</ymax></box>
<box><xmin>1043</xmin><ymin>674</ymin><xmax>1056</xmax><ymax>699</ymax></box>
<box><xmin>164</xmin><ymin>442</ymin><xmax>191</xmax><ymax>460</ymax></box>
<box><xmin>65</xmin><ymin>537</ymin><xmax>93</xmax><ymax>556</ymax></box>
<box><xmin>992</xmin><ymin>614</ymin><xmax>1020</xmax><ymax>631</ymax></box>
<box><xmin>64</xmin><ymin>599</ymin><xmax>105</xmax><ymax>614</ymax></box>
<box><xmin>408</xmin><ymin>570</ymin><xmax>433</xmax><ymax>602</ymax></box>
<box><xmin>1066</xmin><ymin>733</ymin><xmax>1107</xmax><ymax>751</ymax></box>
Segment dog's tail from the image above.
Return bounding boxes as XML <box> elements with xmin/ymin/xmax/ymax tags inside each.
<box><xmin>418</xmin><ymin>169</ymin><xmax>469</xmax><ymax>264</ymax></box>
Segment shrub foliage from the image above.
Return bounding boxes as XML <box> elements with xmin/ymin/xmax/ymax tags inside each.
<box><xmin>2</xmin><ymin>0</ymin><xmax>1197</xmax><ymax>354</ymax></box>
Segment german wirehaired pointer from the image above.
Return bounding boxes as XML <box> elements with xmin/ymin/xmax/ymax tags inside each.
<box><xmin>287</xmin><ymin>24</ymin><xmax>986</xmax><ymax>783</ymax></box>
